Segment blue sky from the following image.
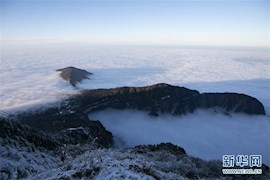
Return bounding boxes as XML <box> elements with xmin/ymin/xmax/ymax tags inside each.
<box><xmin>1</xmin><ymin>0</ymin><xmax>269</xmax><ymax>47</ymax></box>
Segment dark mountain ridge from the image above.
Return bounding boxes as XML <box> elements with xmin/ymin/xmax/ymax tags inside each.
<box><xmin>70</xmin><ymin>83</ymin><xmax>265</xmax><ymax>116</ymax></box>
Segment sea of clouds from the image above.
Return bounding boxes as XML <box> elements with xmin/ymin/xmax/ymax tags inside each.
<box><xmin>1</xmin><ymin>41</ymin><xmax>269</xmax><ymax>165</ymax></box>
<box><xmin>1</xmin><ymin>41</ymin><xmax>269</xmax><ymax>112</ymax></box>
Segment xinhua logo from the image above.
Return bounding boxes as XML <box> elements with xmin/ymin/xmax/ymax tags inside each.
<box><xmin>222</xmin><ymin>155</ymin><xmax>262</xmax><ymax>174</ymax></box>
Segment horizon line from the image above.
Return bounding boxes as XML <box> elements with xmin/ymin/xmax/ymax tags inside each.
<box><xmin>1</xmin><ymin>39</ymin><xmax>269</xmax><ymax>50</ymax></box>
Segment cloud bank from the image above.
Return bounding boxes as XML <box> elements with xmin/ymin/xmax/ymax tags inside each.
<box><xmin>89</xmin><ymin>109</ymin><xmax>270</xmax><ymax>166</ymax></box>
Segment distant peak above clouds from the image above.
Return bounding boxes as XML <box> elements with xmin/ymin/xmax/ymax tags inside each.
<box><xmin>56</xmin><ymin>66</ymin><xmax>93</xmax><ymax>87</ymax></box>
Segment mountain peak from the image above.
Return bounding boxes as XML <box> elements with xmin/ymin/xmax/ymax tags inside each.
<box><xmin>56</xmin><ymin>67</ymin><xmax>93</xmax><ymax>86</ymax></box>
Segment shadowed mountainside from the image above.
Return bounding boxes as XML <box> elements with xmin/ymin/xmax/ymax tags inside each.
<box><xmin>0</xmin><ymin>117</ymin><xmax>59</xmax><ymax>150</ymax></box>
<box><xmin>69</xmin><ymin>83</ymin><xmax>265</xmax><ymax>116</ymax></box>
<box><xmin>16</xmin><ymin>110</ymin><xmax>112</xmax><ymax>148</ymax></box>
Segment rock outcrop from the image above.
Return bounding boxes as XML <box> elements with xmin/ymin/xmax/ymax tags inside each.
<box><xmin>133</xmin><ymin>143</ymin><xmax>186</xmax><ymax>155</ymax></box>
<box><xmin>56</xmin><ymin>66</ymin><xmax>93</xmax><ymax>86</ymax></box>
<box><xmin>68</xmin><ymin>83</ymin><xmax>265</xmax><ymax>116</ymax></box>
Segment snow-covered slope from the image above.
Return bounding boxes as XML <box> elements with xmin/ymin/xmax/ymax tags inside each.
<box><xmin>34</xmin><ymin>143</ymin><xmax>220</xmax><ymax>180</ymax></box>
<box><xmin>1</xmin><ymin>116</ymin><xmax>269</xmax><ymax>180</ymax></box>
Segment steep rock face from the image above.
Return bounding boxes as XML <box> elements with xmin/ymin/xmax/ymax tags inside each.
<box><xmin>69</xmin><ymin>83</ymin><xmax>265</xmax><ymax>116</ymax></box>
<box><xmin>56</xmin><ymin>66</ymin><xmax>93</xmax><ymax>87</ymax></box>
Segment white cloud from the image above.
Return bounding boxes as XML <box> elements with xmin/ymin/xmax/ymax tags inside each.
<box><xmin>89</xmin><ymin>109</ymin><xmax>270</xmax><ymax>166</ymax></box>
